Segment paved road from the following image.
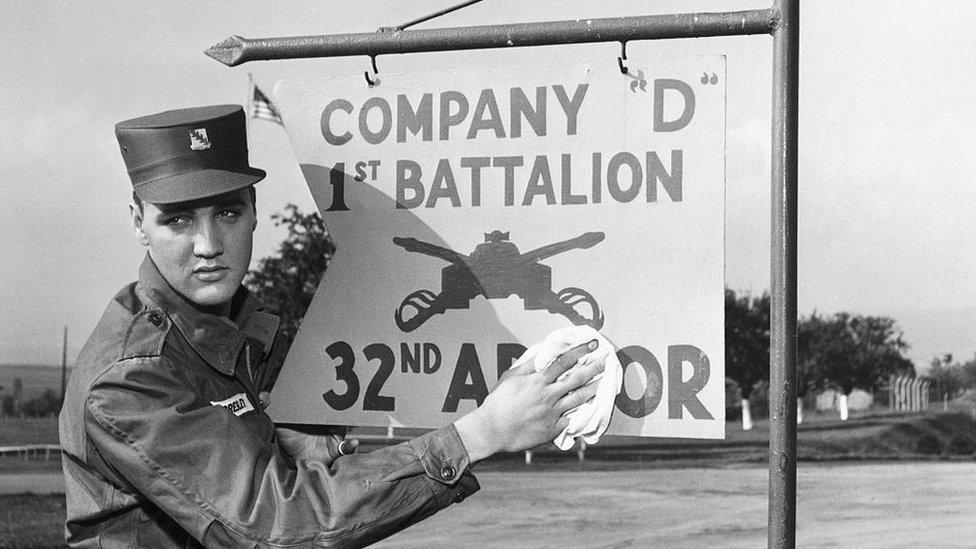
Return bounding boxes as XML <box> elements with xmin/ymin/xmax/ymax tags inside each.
<box><xmin>0</xmin><ymin>473</ymin><xmax>64</xmax><ymax>495</ymax></box>
<box><xmin>375</xmin><ymin>462</ymin><xmax>976</xmax><ymax>548</ymax></box>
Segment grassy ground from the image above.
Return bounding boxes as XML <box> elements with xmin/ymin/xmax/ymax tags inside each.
<box><xmin>0</xmin><ymin>494</ymin><xmax>65</xmax><ymax>549</ymax></box>
<box><xmin>475</xmin><ymin>408</ymin><xmax>976</xmax><ymax>469</ymax></box>
<box><xmin>0</xmin><ymin>417</ymin><xmax>59</xmax><ymax>445</ymax></box>
<box><xmin>1</xmin><ymin>408</ymin><xmax>974</xmax><ymax>471</ymax></box>
<box><xmin>0</xmin><ymin>416</ymin><xmax>61</xmax><ymax>473</ymax></box>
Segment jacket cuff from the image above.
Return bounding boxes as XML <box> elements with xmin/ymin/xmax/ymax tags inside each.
<box><xmin>408</xmin><ymin>424</ymin><xmax>480</xmax><ymax>504</ymax></box>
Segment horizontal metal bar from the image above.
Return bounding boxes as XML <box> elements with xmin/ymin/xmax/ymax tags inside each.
<box><xmin>206</xmin><ymin>9</ymin><xmax>778</xmax><ymax>66</ymax></box>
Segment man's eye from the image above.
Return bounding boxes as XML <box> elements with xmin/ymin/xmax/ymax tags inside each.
<box><xmin>164</xmin><ymin>215</ymin><xmax>191</xmax><ymax>227</ymax></box>
<box><xmin>219</xmin><ymin>209</ymin><xmax>242</xmax><ymax>220</ymax></box>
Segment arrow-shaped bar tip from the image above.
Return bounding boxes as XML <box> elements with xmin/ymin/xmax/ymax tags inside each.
<box><xmin>204</xmin><ymin>36</ymin><xmax>246</xmax><ymax>66</ymax></box>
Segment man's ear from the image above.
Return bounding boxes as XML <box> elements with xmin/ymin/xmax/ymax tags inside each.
<box><xmin>130</xmin><ymin>203</ymin><xmax>150</xmax><ymax>246</ymax></box>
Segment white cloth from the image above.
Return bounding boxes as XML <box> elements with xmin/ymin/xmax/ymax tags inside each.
<box><xmin>514</xmin><ymin>326</ymin><xmax>622</xmax><ymax>450</ymax></box>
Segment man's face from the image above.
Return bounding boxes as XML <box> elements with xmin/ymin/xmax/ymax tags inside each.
<box><xmin>131</xmin><ymin>188</ymin><xmax>256</xmax><ymax>312</ymax></box>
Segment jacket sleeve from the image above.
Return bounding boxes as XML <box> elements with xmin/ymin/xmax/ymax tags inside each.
<box><xmin>84</xmin><ymin>356</ymin><xmax>479</xmax><ymax>548</ymax></box>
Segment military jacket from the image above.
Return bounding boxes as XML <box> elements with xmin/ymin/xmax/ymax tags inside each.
<box><xmin>59</xmin><ymin>256</ymin><xmax>478</xmax><ymax>547</ymax></box>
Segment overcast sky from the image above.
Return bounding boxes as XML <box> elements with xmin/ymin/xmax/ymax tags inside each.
<box><xmin>2</xmin><ymin>0</ymin><xmax>974</xmax><ymax>367</ymax></box>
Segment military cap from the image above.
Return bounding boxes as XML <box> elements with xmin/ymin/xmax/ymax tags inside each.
<box><xmin>115</xmin><ymin>105</ymin><xmax>265</xmax><ymax>204</ymax></box>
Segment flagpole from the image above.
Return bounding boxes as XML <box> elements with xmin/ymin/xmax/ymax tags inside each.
<box><xmin>246</xmin><ymin>72</ymin><xmax>254</xmax><ymax>140</ymax></box>
<box><xmin>60</xmin><ymin>326</ymin><xmax>68</xmax><ymax>404</ymax></box>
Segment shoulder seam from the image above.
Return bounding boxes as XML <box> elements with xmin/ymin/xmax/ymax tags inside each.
<box><xmin>119</xmin><ymin>309</ymin><xmax>170</xmax><ymax>361</ymax></box>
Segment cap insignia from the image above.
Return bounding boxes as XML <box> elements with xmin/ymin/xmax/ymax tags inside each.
<box><xmin>190</xmin><ymin>128</ymin><xmax>211</xmax><ymax>151</ymax></box>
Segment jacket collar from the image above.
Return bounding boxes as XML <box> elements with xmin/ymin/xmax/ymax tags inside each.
<box><xmin>135</xmin><ymin>254</ymin><xmax>278</xmax><ymax>376</ymax></box>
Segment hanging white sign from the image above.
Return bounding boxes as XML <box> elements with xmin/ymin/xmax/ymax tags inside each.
<box><xmin>269</xmin><ymin>52</ymin><xmax>727</xmax><ymax>439</ymax></box>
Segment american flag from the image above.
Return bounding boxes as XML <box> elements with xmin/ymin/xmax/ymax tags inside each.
<box><xmin>252</xmin><ymin>85</ymin><xmax>283</xmax><ymax>125</ymax></box>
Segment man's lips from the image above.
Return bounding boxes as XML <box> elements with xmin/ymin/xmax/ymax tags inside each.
<box><xmin>193</xmin><ymin>266</ymin><xmax>229</xmax><ymax>281</ymax></box>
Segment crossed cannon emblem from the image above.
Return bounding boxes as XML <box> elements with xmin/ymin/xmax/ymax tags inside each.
<box><xmin>393</xmin><ymin>230</ymin><xmax>606</xmax><ymax>332</ymax></box>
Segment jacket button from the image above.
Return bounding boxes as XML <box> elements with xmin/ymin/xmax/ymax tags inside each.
<box><xmin>440</xmin><ymin>465</ymin><xmax>456</xmax><ymax>480</ymax></box>
<box><xmin>147</xmin><ymin>312</ymin><xmax>163</xmax><ymax>327</ymax></box>
<box><xmin>454</xmin><ymin>491</ymin><xmax>465</xmax><ymax>503</ymax></box>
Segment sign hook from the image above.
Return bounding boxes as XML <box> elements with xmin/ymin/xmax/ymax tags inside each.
<box><xmin>617</xmin><ymin>42</ymin><xmax>629</xmax><ymax>74</ymax></box>
<box><xmin>364</xmin><ymin>55</ymin><xmax>380</xmax><ymax>87</ymax></box>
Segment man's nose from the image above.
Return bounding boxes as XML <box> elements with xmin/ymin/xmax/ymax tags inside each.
<box><xmin>193</xmin><ymin>219</ymin><xmax>223</xmax><ymax>258</ymax></box>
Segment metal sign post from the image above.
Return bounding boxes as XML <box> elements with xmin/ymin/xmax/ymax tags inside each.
<box><xmin>207</xmin><ymin>1</ymin><xmax>799</xmax><ymax>546</ymax></box>
<box><xmin>768</xmin><ymin>1</ymin><xmax>799</xmax><ymax>547</ymax></box>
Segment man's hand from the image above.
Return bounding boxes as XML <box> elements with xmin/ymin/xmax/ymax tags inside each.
<box><xmin>453</xmin><ymin>339</ymin><xmax>604</xmax><ymax>463</ymax></box>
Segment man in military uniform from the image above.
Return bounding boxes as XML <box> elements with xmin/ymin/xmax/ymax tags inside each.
<box><xmin>59</xmin><ymin>105</ymin><xmax>604</xmax><ymax>547</ymax></box>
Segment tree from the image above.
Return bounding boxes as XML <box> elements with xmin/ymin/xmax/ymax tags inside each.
<box><xmin>929</xmin><ymin>353</ymin><xmax>976</xmax><ymax>408</ymax></box>
<box><xmin>796</xmin><ymin>316</ymin><xmax>829</xmax><ymax>424</ymax></box>
<box><xmin>247</xmin><ymin>205</ymin><xmax>335</xmax><ymax>348</ymax></box>
<box><xmin>21</xmin><ymin>388</ymin><xmax>62</xmax><ymax>417</ymax></box>
<box><xmin>799</xmin><ymin>312</ymin><xmax>913</xmax><ymax>420</ymax></box>
<box><xmin>929</xmin><ymin>354</ymin><xmax>958</xmax><ymax>411</ymax></box>
<box><xmin>725</xmin><ymin>289</ymin><xmax>769</xmax><ymax>430</ymax></box>
<box><xmin>847</xmin><ymin>315</ymin><xmax>914</xmax><ymax>396</ymax></box>
<box><xmin>11</xmin><ymin>377</ymin><xmax>24</xmax><ymax>418</ymax></box>
<box><xmin>954</xmin><ymin>355</ymin><xmax>976</xmax><ymax>392</ymax></box>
